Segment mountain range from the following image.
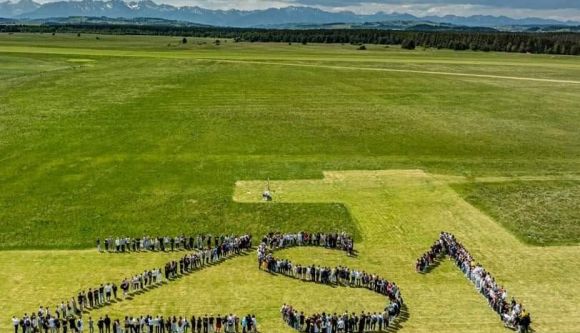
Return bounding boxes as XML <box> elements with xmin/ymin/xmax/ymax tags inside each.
<box><xmin>1</xmin><ymin>0</ymin><xmax>579</xmax><ymax>28</ymax></box>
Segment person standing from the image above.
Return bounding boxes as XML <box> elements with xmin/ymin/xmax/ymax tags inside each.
<box><xmin>55</xmin><ymin>318</ymin><xmax>61</xmax><ymax>333</ymax></box>
<box><xmin>382</xmin><ymin>309</ymin><xmax>389</xmax><ymax>330</ymax></box>
<box><xmin>240</xmin><ymin>317</ymin><xmax>246</xmax><ymax>333</ymax></box>
<box><xmin>12</xmin><ymin>316</ymin><xmax>20</xmax><ymax>333</ymax></box>
<box><xmin>77</xmin><ymin>318</ymin><xmax>84</xmax><ymax>333</ymax></box>
<box><xmin>123</xmin><ymin>317</ymin><xmax>130</xmax><ymax>333</ymax></box>
<box><xmin>104</xmin><ymin>316</ymin><xmax>111</xmax><ymax>333</ymax></box>
<box><xmin>77</xmin><ymin>293</ymin><xmax>84</xmax><ymax>313</ymax></box>
<box><xmin>202</xmin><ymin>316</ymin><xmax>208</xmax><ymax>333</ymax></box>
<box><xmin>93</xmin><ymin>289</ymin><xmax>99</xmax><ymax>307</ymax></box>
<box><xmin>87</xmin><ymin>289</ymin><xmax>94</xmax><ymax>309</ymax></box>
<box><xmin>159</xmin><ymin>317</ymin><xmax>165</xmax><ymax>333</ymax></box>
<box><xmin>519</xmin><ymin>311</ymin><xmax>531</xmax><ymax>333</ymax></box>
<box><xmin>62</xmin><ymin>318</ymin><xmax>68</xmax><ymax>333</ymax></box>
<box><xmin>99</xmin><ymin>285</ymin><xmax>105</xmax><ymax>305</ymax></box>
<box><xmin>196</xmin><ymin>317</ymin><xmax>202</xmax><ymax>333</ymax></box>
<box><xmin>117</xmin><ymin>320</ymin><xmax>124</xmax><ymax>333</ymax></box>
<box><xmin>48</xmin><ymin>316</ymin><xmax>56</xmax><ymax>333</ymax></box>
<box><xmin>251</xmin><ymin>315</ymin><xmax>257</xmax><ymax>333</ymax></box>
<box><xmin>104</xmin><ymin>284</ymin><xmax>111</xmax><ymax>303</ymax></box>
<box><xmin>215</xmin><ymin>316</ymin><xmax>221</xmax><ymax>333</ymax></box>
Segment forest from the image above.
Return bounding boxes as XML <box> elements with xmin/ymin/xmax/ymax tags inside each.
<box><xmin>1</xmin><ymin>23</ymin><xmax>579</xmax><ymax>55</ymax></box>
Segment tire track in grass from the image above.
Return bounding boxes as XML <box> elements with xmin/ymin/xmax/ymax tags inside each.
<box><xmin>207</xmin><ymin>59</ymin><xmax>580</xmax><ymax>85</ymax></box>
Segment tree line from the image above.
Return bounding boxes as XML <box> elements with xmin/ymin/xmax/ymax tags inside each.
<box><xmin>1</xmin><ymin>24</ymin><xmax>579</xmax><ymax>55</ymax></box>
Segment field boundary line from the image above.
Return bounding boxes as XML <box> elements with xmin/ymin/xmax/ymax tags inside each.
<box><xmin>432</xmin><ymin>174</ymin><xmax>580</xmax><ymax>184</ymax></box>
<box><xmin>207</xmin><ymin>59</ymin><xmax>580</xmax><ymax>84</ymax></box>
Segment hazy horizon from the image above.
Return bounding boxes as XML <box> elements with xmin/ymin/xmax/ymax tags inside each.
<box><xmin>5</xmin><ymin>0</ymin><xmax>580</xmax><ymax>21</ymax></box>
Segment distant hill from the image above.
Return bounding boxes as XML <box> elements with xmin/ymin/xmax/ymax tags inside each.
<box><xmin>0</xmin><ymin>0</ymin><xmax>578</xmax><ymax>29</ymax></box>
<box><xmin>10</xmin><ymin>15</ymin><xmax>209</xmax><ymax>27</ymax></box>
<box><xmin>273</xmin><ymin>21</ymin><xmax>498</xmax><ymax>32</ymax></box>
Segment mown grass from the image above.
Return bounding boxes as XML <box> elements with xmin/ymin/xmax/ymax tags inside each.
<box><xmin>7</xmin><ymin>171</ymin><xmax>580</xmax><ymax>333</ymax></box>
<box><xmin>230</xmin><ymin>170</ymin><xmax>580</xmax><ymax>333</ymax></box>
<box><xmin>453</xmin><ymin>181</ymin><xmax>580</xmax><ymax>246</ymax></box>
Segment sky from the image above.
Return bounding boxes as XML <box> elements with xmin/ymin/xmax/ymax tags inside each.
<box><xmin>29</xmin><ymin>0</ymin><xmax>580</xmax><ymax>21</ymax></box>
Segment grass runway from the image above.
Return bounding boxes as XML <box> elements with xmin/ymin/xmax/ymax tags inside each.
<box><xmin>0</xmin><ymin>33</ymin><xmax>578</xmax><ymax>332</ymax></box>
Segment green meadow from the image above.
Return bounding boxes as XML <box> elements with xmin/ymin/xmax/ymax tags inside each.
<box><xmin>454</xmin><ymin>181</ymin><xmax>579</xmax><ymax>246</ymax></box>
<box><xmin>0</xmin><ymin>33</ymin><xmax>578</xmax><ymax>332</ymax></box>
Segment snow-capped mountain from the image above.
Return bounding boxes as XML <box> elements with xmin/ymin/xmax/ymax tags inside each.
<box><xmin>0</xmin><ymin>0</ymin><xmax>39</xmax><ymax>17</ymax></box>
<box><xmin>0</xmin><ymin>0</ymin><xmax>577</xmax><ymax>28</ymax></box>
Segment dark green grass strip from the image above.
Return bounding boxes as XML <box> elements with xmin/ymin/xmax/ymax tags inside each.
<box><xmin>453</xmin><ymin>181</ymin><xmax>580</xmax><ymax>246</ymax></box>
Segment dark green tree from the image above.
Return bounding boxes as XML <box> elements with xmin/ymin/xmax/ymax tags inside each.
<box><xmin>401</xmin><ymin>39</ymin><xmax>416</xmax><ymax>50</ymax></box>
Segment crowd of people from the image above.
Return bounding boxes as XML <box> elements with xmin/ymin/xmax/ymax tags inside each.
<box><xmin>13</xmin><ymin>234</ymin><xmax>254</xmax><ymax>333</ymax></box>
<box><xmin>280</xmin><ymin>305</ymin><xmax>401</xmax><ymax>333</ymax></box>
<box><xmin>89</xmin><ymin>235</ymin><xmax>253</xmax><ymax>314</ymax></box>
<box><xmin>416</xmin><ymin>232</ymin><xmax>532</xmax><ymax>332</ymax></box>
<box><xmin>257</xmin><ymin>233</ymin><xmax>399</xmax><ymax>298</ymax></box>
<box><xmin>163</xmin><ymin>235</ymin><xmax>252</xmax><ymax>279</ymax></box>
<box><xmin>12</xmin><ymin>313</ymin><xmax>258</xmax><ymax>333</ymax></box>
<box><xmin>97</xmin><ymin>235</ymin><xmax>248</xmax><ymax>253</ymax></box>
<box><xmin>14</xmin><ymin>229</ymin><xmax>538</xmax><ymax>332</ymax></box>
<box><xmin>415</xmin><ymin>237</ymin><xmax>445</xmax><ymax>273</ymax></box>
<box><xmin>120</xmin><ymin>268</ymin><xmax>163</xmax><ymax>297</ymax></box>
<box><xmin>257</xmin><ymin>232</ymin><xmax>354</xmax><ymax>258</ymax></box>
<box><xmin>106</xmin><ymin>314</ymin><xmax>257</xmax><ymax>333</ymax></box>
<box><xmin>12</xmin><ymin>311</ymin><xmax>85</xmax><ymax>333</ymax></box>
<box><xmin>256</xmin><ymin>232</ymin><xmax>402</xmax><ymax>332</ymax></box>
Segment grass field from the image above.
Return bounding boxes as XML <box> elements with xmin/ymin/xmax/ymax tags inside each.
<box><xmin>454</xmin><ymin>181</ymin><xmax>580</xmax><ymax>246</ymax></box>
<box><xmin>0</xmin><ymin>33</ymin><xmax>578</xmax><ymax>332</ymax></box>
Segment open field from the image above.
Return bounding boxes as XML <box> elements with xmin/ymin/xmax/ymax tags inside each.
<box><xmin>454</xmin><ymin>181</ymin><xmax>580</xmax><ymax>246</ymax></box>
<box><xmin>0</xmin><ymin>33</ymin><xmax>579</xmax><ymax>332</ymax></box>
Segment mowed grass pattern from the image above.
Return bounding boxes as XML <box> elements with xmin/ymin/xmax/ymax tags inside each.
<box><xmin>0</xmin><ymin>34</ymin><xmax>578</xmax><ymax>332</ymax></box>
<box><xmin>233</xmin><ymin>170</ymin><xmax>580</xmax><ymax>332</ymax></box>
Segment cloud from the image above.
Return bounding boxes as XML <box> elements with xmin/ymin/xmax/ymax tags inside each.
<box><xmin>313</xmin><ymin>2</ymin><xmax>580</xmax><ymax>20</ymax></box>
<box><xmin>28</xmin><ymin>0</ymin><xmax>580</xmax><ymax>21</ymax></box>
<box><xmin>170</xmin><ymin>0</ymin><xmax>291</xmax><ymax>10</ymax></box>
<box><xmin>292</xmin><ymin>0</ymin><xmax>580</xmax><ymax>10</ymax></box>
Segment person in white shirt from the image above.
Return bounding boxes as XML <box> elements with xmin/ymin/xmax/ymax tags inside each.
<box><xmin>105</xmin><ymin>284</ymin><xmax>112</xmax><ymax>302</ymax></box>
<box><xmin>48</xmin><ymin>317</ymin><xmax>56</xmax><ymax>333</ymax></box>
<box><xmin>152</xmin><ymin>317</ymin><xmax>160</xmax><ymax>332</ymax></box>
<box><xmin>337</xmin><ymin>318</ymin><xmax>345</xmax><ymax>333</ymax></box>
<box><xmin>12</xmin><ymin>316</ymin><xmax>20</xmax><ymax>333</ymax></box>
